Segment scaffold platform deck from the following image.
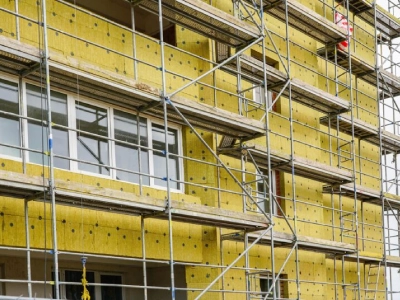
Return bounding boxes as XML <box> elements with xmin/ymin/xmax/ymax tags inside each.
<box><xmin>0</xmin><ymin>170</ymin><xmax>268</xmax><ymax>230</ymax></box>
<box><xmin>320</xmin><ymin>114</ymin><xmax>400</xmax><ymax>153</ymax></box>
<box><xmin>218</xmin><ymin>142</ymin><xmax>353</xmax><ymax>184</ymax></box>
<box><xmin>227</xmin><ymin>55</ymin><xmax>349</xmax><ymax>114</ymax></box>
<box><xmin>222</xmin><ymin>231</ymin><xmax>356</xmax><ymax>255</ymax></box>
<box><xmin>131</xmin><ymin>0</ymin><xmax>260</xmax><ymax>47</ymax></box>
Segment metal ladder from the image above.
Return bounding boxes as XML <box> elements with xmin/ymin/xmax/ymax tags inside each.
<box><xmin>364</xmin><ymin>262</ymin><xmax>381</xmax><ymax>300</ymax></box>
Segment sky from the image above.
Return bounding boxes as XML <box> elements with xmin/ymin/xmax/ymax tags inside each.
<box><xmin>374</xmin><ymin>1</ymin><xmax>400</xmax><ymax>299</ymax></box>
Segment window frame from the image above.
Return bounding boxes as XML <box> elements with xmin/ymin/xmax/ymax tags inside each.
<box><xmin>0</xmin><ymin>74</ymin><xmax>23</xmax><ymax>161</ymax></box>
<box><xmin>0</xmin><ymin>75</ymin><xmax>184</xmax><ymax>193</ymax></box>
<box><xmin>57</xmin><ymin>269</ymin><xmax>124</xmax><ymax>300</ymax></box>
<box><xmin>24</xmin><ymin>81</ymin><xmax>71</xmax><ymax>170</ymax></box>
<box><xmin>253</xmin><ymin>85</ymin><xmax>274</xmax><ymax>109</ymax></box>
<box><xmin>0</xmin><ymin>264</ymin><xmax>4</xmax><ymax>295</ymax></box>
<box><xmin>97</xmin><ymin>271</ymin><xmax>124</xmax><ymax>300</ymax></box>
<box><xmin>259</xmin><ymin>272</ymin><xmax>281</xmax><ymax>300</ymax></box>
<box><xmin>147</xmin><ymin>120</ymin><xmax>183</xmax><ymax>192</ymax></box>
<box><xmin>256</xmin><ymin>170</ymin><xmax>277</xmax><ymax>215</ymax></box>
<box><xmin>73</xmin><ymin>98</ymin><xmax>112</xmax><ymax>178</ymax></box>
<box><xmin>72</xmin><ymin>96</ymin><xmax>183</xmax><ymax>192</ymax></box>
<box><xmin>112</xmin><ymin>108</ymin><xmax>150</xmax><ymax>186</ymax></box>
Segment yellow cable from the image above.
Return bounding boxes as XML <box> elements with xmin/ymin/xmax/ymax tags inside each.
<box><xmin>81</xmin><ymin>257</ymin><xmax>90</xmax><ymax>300</ymax></box>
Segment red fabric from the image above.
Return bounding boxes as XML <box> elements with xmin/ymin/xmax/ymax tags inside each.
<box><xmin>335</xmin><ymin>12</ymin><xmax>353</xmax><ymax>51</ymax></box>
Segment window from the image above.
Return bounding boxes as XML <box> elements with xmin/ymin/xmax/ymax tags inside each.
<box><xmin>151</xmin><ymin>124</ymin><xmax>180</xmax><ymax>190</ymax></box>
<box><xmin>0</xmin><ymin>79</ymin><xmax>20</xmax><ymax>158</ymax></box>
<box><xmin>259</xmin><ymin>273</ymin><xmax>288</xmax><ymax>299</ymax></box>
<box><xmin>65</xmin><ymin>270</ymin><xmax>95</xmax><ymax>300</ymax></box>
<box><xmin>76</xmin><ymin>102</ymin><xmax>110</xmax><ymax>175</ymax></box>
<box><xmin>254</xmin><ymin>85</ymin><xmax>275</xmax><ymax>110</ymax></box>
<box><xmin>55</xmin><ymin>270</ymin><xmax>122</xmax><ymax>300</ymax></box>
<box><xmin>74</xmin><ymin>101</ymin><xmax>181</xmax><ymax>190</ymax></box>
<box><xmin>101</xmin><ymin>274</ymin><xmax>122</xmax><ymax>300</ymax></box>
<box><xmin>0</xmin><ymin>80</ymin><xmax>183</xmax><ymax>191</ymax></box>
<box><xmin>260</xmin><ymin>275</ymin><xmax>280</xmax><ymax>299</ymax></box>
<box><xmin>114</xmin><ymin>110</ymin><xmax>149</xmax><ymax>185</ymax></box>
<box><xmin>26</xmin><ymin>84</ymin><xmax>69</xmax><ymax>169</ymax></box>
<box><xmin>256</xmin><ymin>170</ymin><xmax>276</xmax><ymax>214</ymax></box>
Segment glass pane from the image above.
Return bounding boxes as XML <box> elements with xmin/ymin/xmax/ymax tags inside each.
<box><xmin>152</xmin><ymin>124</ymin><xmax>179</xmax><ymax>189</ymax></box>
<box><xmin>257</xmin><ymin>172</ymin><xmax>270</xmax><ymax>214</ymax></box>
<box><xmin>101</xmin><ymin>274</ymin><xmax>122</xmax><ymax>300</ymax></box>
<box><xmin>260</xmin><ymin>276</ymin><xmax>280</xmax><ymax>299</ymax></box>
<box><xmin>0</xmin><ymin>79</ymin><xmax>20</xmax><ymax>157</ymax></box>
<box><xmin>54</xmin><ymin>270</ymin><xmax>95</xmax><ymax>300</ymax></box>
<box><xmin>114</xmin><ymin>110</ymin><xmax>149</xmax><ymax>185</ymax></box>
<box><xmin>26</xmin><ymin>84</ymin><xmax>69</xmax><ymax>169</ymax></box>
<box><xmin>76</xmin><ymin>102</ymin><xmax>109</xmax><ymax>175</ymax></box>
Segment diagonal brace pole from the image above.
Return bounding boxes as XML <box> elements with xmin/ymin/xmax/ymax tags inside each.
<box><xmin>195</xmin><ymin>226</ymin><xmax>272</xmax><ymax>300</ymax></box>
<box><xmin>167</xmin><ymin>36</ymin><xmax>263</xmax><ymax>99</ymax></box>
<box><xmin>166</xmin><ymin>98</ymin><xmax>273</xmax><ymax>224</ymax></box>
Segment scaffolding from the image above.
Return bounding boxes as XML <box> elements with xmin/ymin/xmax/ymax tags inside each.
<box><xmin>0</xmin><ymin>0</ymin><xmax>398</xmax><ymax>299</ymax></box>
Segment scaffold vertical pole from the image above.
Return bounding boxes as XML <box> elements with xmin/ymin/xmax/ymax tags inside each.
<box><xmin>157</xmin><ymin>0</ymin><xmax>175</xmax><ymax>299</ymax></box>
<box><xmin>24</xmin><ymin>199</ymin><xmax>32</xmax><ymax>297</ymax></box>
<box><xmin>40</xmin><ymin>0</ymin><xmax>60</xmax><ymax>298</ymax></box>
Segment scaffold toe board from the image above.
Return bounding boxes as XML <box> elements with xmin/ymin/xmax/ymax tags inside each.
<box><xmin>45</xmin><ymin>63</ymin><xmax>266</xmax><ymax>139</ymax></box>
<box><xmin>217</xmin><ymin>143</ymin><xmax>353</xmax><ymax>184</ymax></box>
<box><xmin>320</xmin><ymin>114</ymin><xmax>400</xmax><ymax>153</ymax></box>
<box><xmin>48</xmin><ymin>62</ymin><xmax>265</xmax><ymax>139</ymax></box>
<box><xmin>335</xmin><ymin>0</ymin><xmax>372</xmax><ymax>14</ymax></box>
<box><xmin>357</xmin><ymin>5</ymin><xmax>400</xmax><ymax>40</ymax></box>
<box><xmin>318</xmin><ymin>46</ymin><xmax>400</xmax><ymax>96</ymax></box>
<box><xmin>346</xmin><ymin>253</ymin><xmax>400</xmax><ymax>267</ymax></box>
<box><xmin>346</xmin><ymin>254</ymin><xmax>383</xmax><ymax>264</ymax></box>
<box><xmin>384</xmin><ymin>193</ymin><xmax>400</xmax><ymax>211</ymax></box>
<box><xmin>318</xmin><ymin>46</ymin><xmax>375</xmax><ymax>77</ymax></box>
<box><xmin>225</xmin><ymin>54</ymin><xmax>287</xmax><ymax>86</ymax></box>
<box><xmin>0</xmin><ymin>35</ymin><xmax>266</xmax><ymax>140</ymax></box>
<box><xmin>261</xmin><ymin>0</ymin><xmax>347</xmax><ymax>43</ymax></box>
<box><xmin>323</xmin><ymin>184</ymin><xmax>400</xmax><ymax>209</ymax></box>
<box><xmin>362</xmin><ymin>68</ymin><xmax>400</xmax><ymax>98</ymax></box>
<box><xmin>133</xmin><ymin>0</ymin><xmax>260</xmax><ymax>47</ymax></box>
<box><xmin>0</xmin><ymin>170</ymin><xmax>268</xmax><ymax>230</ymax></box>
<box><xmin>386</xmin><ymin>256</ymin><xmax>400</xmax><ymax>268</ymax></box>
<box><xmin>322</xmin><ymin>183</ymin><xmax>380</xmax><ymax>202</ymax></box>
<box><xmin>147</xmin><ymin>95</ymin><xmax>266</xmax><ymax>139</ymax></box>
<box><xmin>0</xmin><ymin>36</ymin><xmax>41</xmax><ymax>74</ymax></box>
<box><xmin>290</xmin><ymin>78</ymin><xmax>350</xmax><ymax>114</ymax></box>
<box><xmin>155</xmin><ymin>201</ymin><xmax>269</xmax><ymax>229</ymax></box>
<box><xmin>231</xmin><ymin>55</ymin><xmax>349</xmax><ymax>113</ymax></box>
<box><xmin>222</xmin><ymin>231</ymin><xmax>356</xmax><ymax>255</ymax></box>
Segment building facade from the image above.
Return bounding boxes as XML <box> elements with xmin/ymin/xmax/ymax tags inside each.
<box><xmin>0</xmin><ymin>0</ymin><xmax>399</xmax><ymax>299</ymax></box>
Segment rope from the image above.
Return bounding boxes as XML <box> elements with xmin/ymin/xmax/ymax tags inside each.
<box><xmin>81</xmin><ymin>257</ymin><xmax>91</xmax><ymax>300</ymax></box>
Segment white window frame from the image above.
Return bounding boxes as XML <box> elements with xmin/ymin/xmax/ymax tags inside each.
<box><xmin>23</xmin><ymin>81</ymin><xmax>72</xmax><ymax>170</ymax></box>
<box><xmin>253</xmin><ymin>85</ymin><xmax>274</xmax><ymax>111</ymax></box>
<box><xmin>72</xmin><ymin>97</ymin><xmax>113</xmax><ymax>179</ymax></box>
<box><xmin>147</xmin><ymin>119</ymin><xmax>183</xmax><ymax>193</ymax></box>
<box><xmin>72</xmin><ymin>97</ymin><xmax>183</xmax><ymax>192</ymax></box>
<box><xmin>0</xmin><ymin>73</ymin><xmax>23</xmax><ymax>162</ymax></box>
<box><xmin>112</xmin><ymin>107</ymin><xmax>151</xmax><ymax>186</ymax></box>
<box><xmin>0</xmin><ymin>76</ymin><xmax>184</xmax><ymax>193</ymax></box>
<box><xmin>68</xmin><ymin>93</ymin><xmax>77</xmax><ymax>172</ymax></box>
<box><xmin>256</xmin><ymin>170</ymin><xmax>276</xmax><ymax>215</ymax></box>
<box><xmin>21</xmin><ymin>81</ymin><xmax>28</xmax><ymax>165</ymax></box>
